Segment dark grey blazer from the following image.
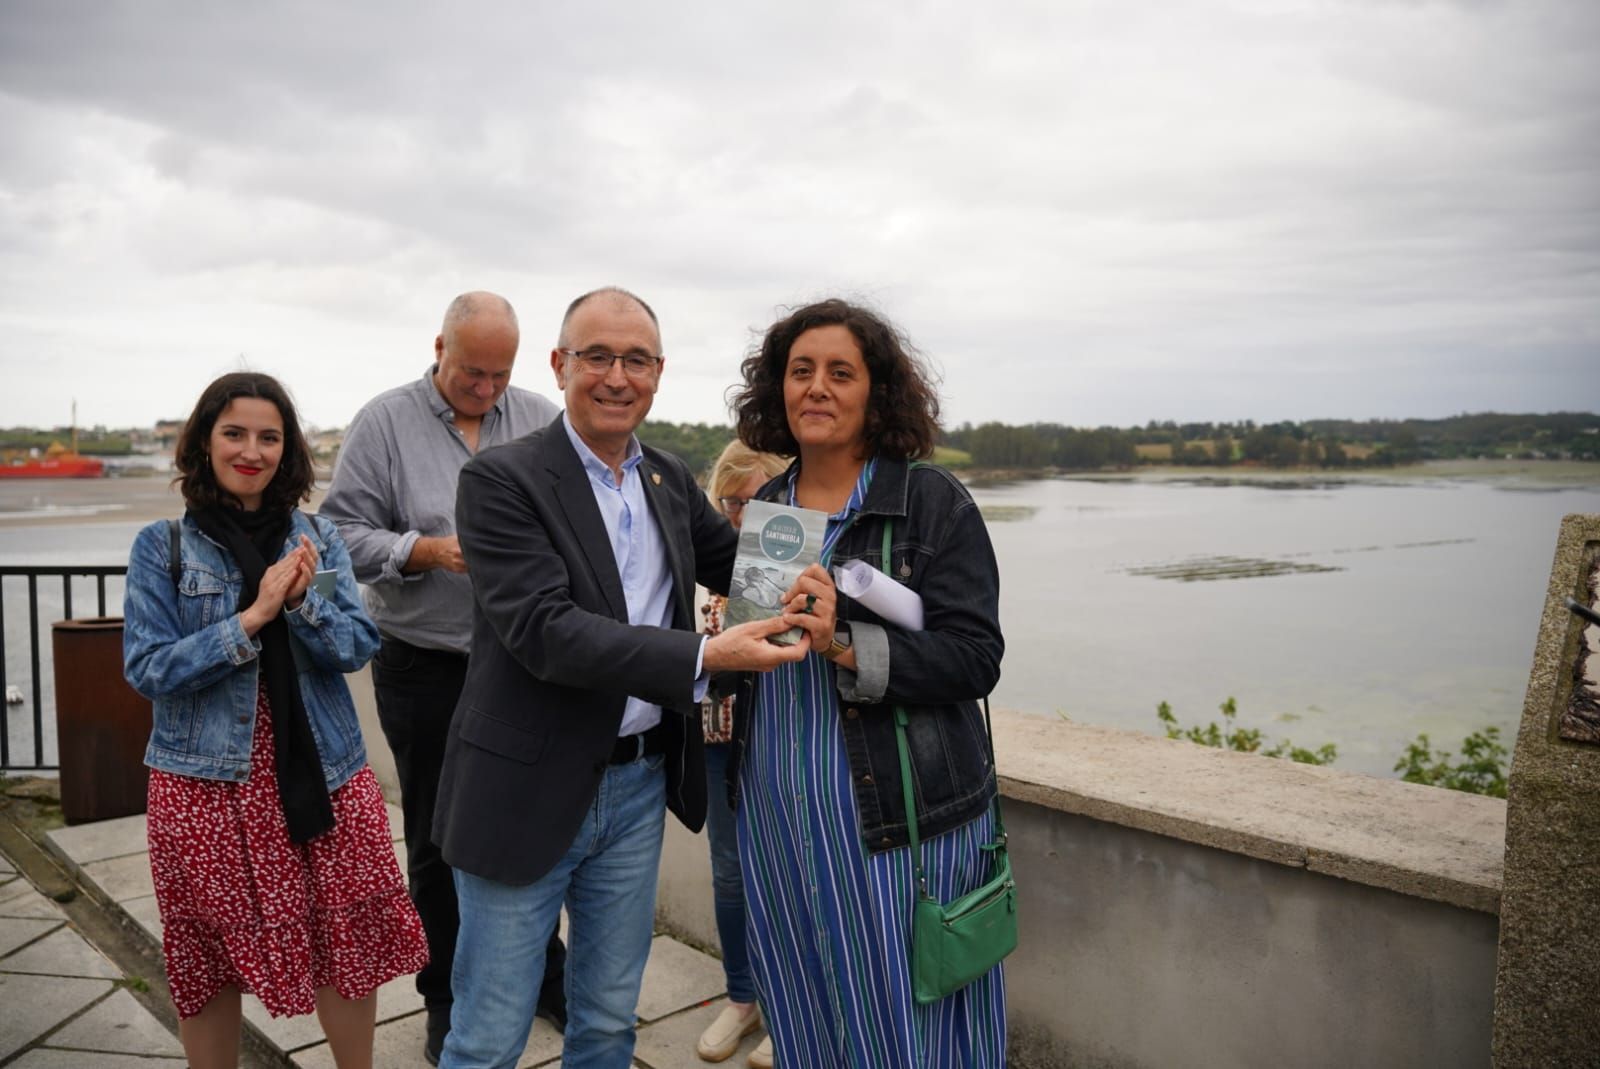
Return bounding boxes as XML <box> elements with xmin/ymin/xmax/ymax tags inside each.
<box><xmin>432</xmin><ymin>415</ymin><xmax>737</xmax><ymax>886</ymax></box>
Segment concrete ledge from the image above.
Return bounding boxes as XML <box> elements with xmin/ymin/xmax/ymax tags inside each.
<box><xmin>993</xmin><ymin>711</ymin><xmax>1506</xmax><ymax>913</ymax></box>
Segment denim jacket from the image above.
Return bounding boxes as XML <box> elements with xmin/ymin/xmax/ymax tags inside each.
<box><xmin>728</xmin><ymin>457</ymin><xmax>1004</xmax><ymax>853</ymax></box>
<box><xmin>123</xmin><ymin>510</ymin><xmax>380</xmax><ymax>788</ymax></box>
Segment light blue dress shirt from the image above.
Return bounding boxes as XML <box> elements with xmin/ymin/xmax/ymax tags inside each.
<box><xmin>561</xmin><ymin>415</ymin><xmax>708</xmax><ymax>738</ymax></box>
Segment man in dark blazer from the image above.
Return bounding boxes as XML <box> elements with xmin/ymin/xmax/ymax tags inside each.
<box><xmin>433</xmin><ymin>287</ymin><xmax>807</xmax><ymax>1069</ymax></box>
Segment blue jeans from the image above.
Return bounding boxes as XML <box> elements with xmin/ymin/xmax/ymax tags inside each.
<box><xmin>440</xmin><ymin>754</ymin><xmax>667</xmax><ymax>1069</ymax></box>
<box><xmin>703</xmin><ymin>743</ymin><xmax>755</xmax><ymax>1004</ymax></box>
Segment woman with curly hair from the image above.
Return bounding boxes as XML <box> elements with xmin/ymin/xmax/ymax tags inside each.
<box><xmin>123</xmin><ymin>372</ymin><xmax>427</xmax><ymax>1068</ymax></box>
<box><xmin>727</xmin><ymin>300</ymin><xmax>1007</xmax><ymax>1067</ymax></box>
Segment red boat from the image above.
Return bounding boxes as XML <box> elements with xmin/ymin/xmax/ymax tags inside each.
<box><xmin>0</xmin><ymin>441</ymin><xmax>106</xmax><ymax>479</ymax></box>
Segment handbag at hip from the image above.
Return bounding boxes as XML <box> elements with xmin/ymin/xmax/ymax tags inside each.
<box><xmin>910</xmin><ymin>846</ymin><xmax>1018</xmax><ymax>1004</ymax></box>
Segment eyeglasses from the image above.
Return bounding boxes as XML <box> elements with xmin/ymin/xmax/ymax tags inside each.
<box><xmin>718</xmin><ymin>497</ymin><xmax>750</xmax><ymax>515</ymax></box>
<box><xmin>558</xmin><ymin>348</ymin><xmax>662</xmax><ymax>379</ymax></box>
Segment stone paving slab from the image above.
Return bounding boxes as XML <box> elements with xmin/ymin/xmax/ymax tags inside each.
<box><xmin>0</xmin><ymin>915</ymin><xmax>62</xmax><ymax>957</ymax></box>
<box><xmin>1</xmin><ymin>924</ymin><xmax>123</xmax><ymax>979</ymax></box>
<box><xmin>636</xmin><ymin>997</ymin><xmax>766</xmax><ymax>1069</ymax></box>
<box><xmin>635</xmin><ymin>935</ymin><xmax>727</xmax><ymax>1023</ymax></box>
<box><xmin>46</xmin><ymin>987</ymin><xmax>186</xmax><ymax>1057</ymax></box>
<box><xmin>0</xmin><ymin>972</ymin><xmax>115</xmax><ymax>1061</ymax></box>
<box><xmin>244</xmin><ymin>971</ymin><xmax>426</xmax><ymax>1053</ymax></box>
<box><xmin>10</xmin><ymin>1050</ymin><xmax>184</xmax><ymax>1067</ymax></box>
<box><xmin>46</xmin><ymin>806</ymin><xmax>400</xmax><ymax>873</ymax></box>
<box><xmin>81</xmin><ymin>852</ymin><xmax>156</xmax><ymax>904</ymax></box>
<box><xmin>0</xmin><ymin>852</ymin><xmax>14</xmax><ymax>874</ymax></box>
<box><xmin>0</xmin><ymin>862</ymin><xmax>184</xmax><ymax>1066</ymax></box>
<box><xmin>0</xmin><ymin>877</ymin><xmax>65</xmax><ymax>919</ymax></box>
<box><xmin>293</xmin><ymin>1011</ymin><xmax>566</xmax><ymax>1069</ymax></box>
<box><xmin>240</xmin><ymin>987</ymin><xmax>344</xmax><ymax>1055</ymax></box>
<box><xmin>46</xmin><ymin>815</ymin><xmax>148</xmax><ymax>867</ymax></box>
<box><xmin>121</xmin><ymin>894</ymin><xmax>161</xmax><ymax>942</ymax></box>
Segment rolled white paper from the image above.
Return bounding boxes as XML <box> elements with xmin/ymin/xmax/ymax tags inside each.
<box><xmin>833</xmin><ymin>559</ymin><xmax>924</xmax><ymax>631</ymax></box>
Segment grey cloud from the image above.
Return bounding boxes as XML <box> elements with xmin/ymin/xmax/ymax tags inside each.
<box><xmin>0</xmin><ymin>0</ymin><xmax>1595</xmax><ymax>429</ymax></box>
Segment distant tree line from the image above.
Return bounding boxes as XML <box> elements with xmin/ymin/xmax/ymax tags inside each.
<box><xmin>942</xmin><ymin>423</ymin><xmax>1139</xmax><ymax>469</ymax></box>
<box><xmin>940</xmin><ymin>412</ymin><xmax>1600</xmax><ymax>471</ymax></box>
<box><xmin>635</xmin><ymin>420</ymin><xmax>736</xmax><ymax>478</ymax></box>
<box><xmin>16</xmin><ymin>411</ymin><xmax>1597</xmax><ymax>474</ymax></box>
<box><xmin>0</xmin><ymin>426</ymin><xmax>132</xmax><ymax>455</ymax></box>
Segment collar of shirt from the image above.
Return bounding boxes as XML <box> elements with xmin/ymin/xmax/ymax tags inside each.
<box><xmin>561</xmin><ymin>412</ymin><xmax>644</xmax><ymax>489</ymax></box>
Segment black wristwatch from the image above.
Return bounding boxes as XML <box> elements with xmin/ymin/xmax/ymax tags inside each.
<box><xmin>823</xmin><ymin>623</ymin><xmax>853</xmax><ymax>660</ymax></box>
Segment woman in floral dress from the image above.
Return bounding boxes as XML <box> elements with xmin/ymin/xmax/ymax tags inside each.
<box><xmin>123</xmin><ymin>372</ymin><xmax>427</xmax><ymax>1068</ymax></box>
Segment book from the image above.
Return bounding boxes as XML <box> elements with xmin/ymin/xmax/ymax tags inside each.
<box><xmin>724</xmin><ymin>499</ymin><xmax>829</xmax><ymax>645</ymax></box>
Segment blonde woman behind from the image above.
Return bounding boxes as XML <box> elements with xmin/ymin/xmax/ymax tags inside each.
<box><xmin>696</xmin><ymin>440</ymin><xmax>789</xmax><ymax>1067</ymax></box>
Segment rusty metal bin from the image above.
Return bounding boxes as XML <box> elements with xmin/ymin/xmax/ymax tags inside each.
<box><xmin>51</xmin><ymin>616</ymin><xmax>151</xmax><ymax>824</ymax></box>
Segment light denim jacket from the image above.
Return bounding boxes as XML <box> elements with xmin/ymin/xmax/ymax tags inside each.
<box><xmin>123</xmin><ymin>510</ymin><xmax>380</xmax><ymax>788</ymax></box>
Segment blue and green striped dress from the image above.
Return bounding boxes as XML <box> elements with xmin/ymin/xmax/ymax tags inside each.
<box><xmin>737</xmin><ymin>461</ymin><xmax>1006</xmax><ymax>1068</ymax></box>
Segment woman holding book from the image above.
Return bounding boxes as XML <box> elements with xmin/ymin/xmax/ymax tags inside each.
<box><xmin>694</xmin><ymin>440</ymin><xmax>790</xmax><ymax>1067</ymax></box>
<box><xmin>727</xmin><ymin>299</ymin><xmax>1007</xmax><ymax>1067</ymax></box>
<box><xmin>122</xmin><ymin>372</ymin><xmax>427</xmax><ymax>1069</ymax></box>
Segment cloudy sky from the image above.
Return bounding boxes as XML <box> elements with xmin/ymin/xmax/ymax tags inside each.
<box><xmin>1</xmin><ymin>0</ymin><xmax>1595</xmax><ymax>432</ymax></box>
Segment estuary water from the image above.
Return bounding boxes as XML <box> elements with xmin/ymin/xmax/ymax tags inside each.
<box><xmin>974</xmin><ymin>469</ymin><xmax>1595</xmax><ymax>775</ymax></box>
<box><xmin>1</xmin><ymin>467</ymin><xmax>1595</xmax><ymax>777</ymax></box>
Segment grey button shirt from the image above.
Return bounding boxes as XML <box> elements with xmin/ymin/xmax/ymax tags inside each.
<box><xmin>319</xmin><ymin>367</ymin><xmax>560</xmax><ymax>655</ymax></box>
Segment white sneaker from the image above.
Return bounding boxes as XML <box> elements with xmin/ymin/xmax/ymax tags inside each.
<box><xmin>697</xmin><ymin>1003</ymin><xmax>761</xmax><ymax>1063</ymax></box>
<box><xmin>747</xmin><ymin>1034</ymin><xmax>774</xmax><ymax>1068</ymax></box>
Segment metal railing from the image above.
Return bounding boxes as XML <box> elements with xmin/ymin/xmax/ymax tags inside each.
<box><xmin>0</xmin><ymin>565</ymin><xmax>127</xmax><ymax>772</ymax></box>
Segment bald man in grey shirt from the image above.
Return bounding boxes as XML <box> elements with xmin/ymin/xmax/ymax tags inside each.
<box><xmin>321</xmin><ymin>292</ymin><xmax>564</xmax><ymax>1064</ymax></box>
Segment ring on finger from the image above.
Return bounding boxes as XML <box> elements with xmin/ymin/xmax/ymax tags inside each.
<box><xmin>804</xmin><ymin>594</ymin><xmax>817</xmax><ymax>613</ymax></box>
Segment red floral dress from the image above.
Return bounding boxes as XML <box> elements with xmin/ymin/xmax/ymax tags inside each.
<box><xmin>146</xmin><ymin>686</ymin><xmax>429</xmax><ymax>1019</ymax></box>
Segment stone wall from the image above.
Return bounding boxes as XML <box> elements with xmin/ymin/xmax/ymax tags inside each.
<box><xmin>1493</xmin><ymin>513</ymin><xmax>1600</xmax><ymax>1068</ymax></box>
<box><xmin>354</xmin><ymin>659</ymin><xmax>1507</xmax><ymax>1066</ymax></box>
<box><xmin>657</xmin><ymin>712</ymin><xmax>1505</xmax><ymax>1069</ymax></box>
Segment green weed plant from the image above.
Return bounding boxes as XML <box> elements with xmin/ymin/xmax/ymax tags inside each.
<box><xmin>1156</xmin><ymin>698</ymin><xmax>1510</xmax><ymax>795</ymax></box>
<box><xmin>1157</xmin><ymin>697</ymin><xmax>1337</xmax><ymax>765</ymax></box>
<box><xmin>1392</xmin><ymin>727</ymin><xmax>1509</xmax><ymax>798</ymax></box>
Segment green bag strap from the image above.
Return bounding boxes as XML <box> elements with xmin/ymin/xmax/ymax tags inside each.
<box><xmin>893</xmin><ymin>704</ymin><xmax>925</xmax><ymax>894</ymax></box>
<box><xmin>881</xmin><ymin>505</ymin><xmax>1006</xmax><ymax>899</ymax></box>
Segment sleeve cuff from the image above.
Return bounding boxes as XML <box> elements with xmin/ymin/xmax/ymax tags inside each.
<box><xmin>835</xmin><ymin>621</ymin><xmax>889</xmax><ymax>702</ymax></box>
<box><xmin>382</xmin><ymin>530</ymin><xmax>424</xmax><ymax>584</ymax></box>
<box><xmin>283</xmin><ymin>592</ymin><xmax>322</xmax><ymax>626</ymax></box>
<box><xmin>224</xmin><ymin>613</ymin><xmax>261</xmax><ymax>666</ymax></box>
<box><xmin>691</xmin><ymin>636</ymin><xmax>710</xmax><ymax>703</ymax></box>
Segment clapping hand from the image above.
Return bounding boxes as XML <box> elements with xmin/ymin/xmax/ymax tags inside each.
<box><xmin>242</xmin><ymin>536</ymin><xmax>318</xmax><ymax>635</ymax></box>
<box><xmin>282</xmin><ymin>534</ymin><xmax>320</xmax><ymax>610</ymax></box>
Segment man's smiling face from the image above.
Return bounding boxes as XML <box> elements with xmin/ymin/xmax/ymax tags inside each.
<box><xmin>551</xmin><ymin>294</ymin><xmax>663</xmax><ymax>466</ymax></box>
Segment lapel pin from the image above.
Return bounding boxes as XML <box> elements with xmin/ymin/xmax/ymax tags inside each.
<box><xmin>651</xmin><ymin>472</ymin><xmax>661</xmax><ymax>485</ymax></box>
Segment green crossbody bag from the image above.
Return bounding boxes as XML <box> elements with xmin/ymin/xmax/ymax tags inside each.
<box><xmin>876</xmin><ymin>517</ymin><xmax>1019</xmax><ymax>1003</ymax></box>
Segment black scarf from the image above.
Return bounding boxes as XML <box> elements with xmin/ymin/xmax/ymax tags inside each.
<box><xmin>189</xmin><ymin>504</ymin><xmax>335</xmax><ymax>844</ymax></box>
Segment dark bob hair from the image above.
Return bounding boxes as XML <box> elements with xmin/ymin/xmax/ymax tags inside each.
<box><xmin>173</xmin><ymin>372</ymin><xmax>314</xmax><ymax>513</ymax></box>
<box><xmin>731</xmin><ymin>298</ymin><xmax>940</xmax><ymax>461</ymax></box>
